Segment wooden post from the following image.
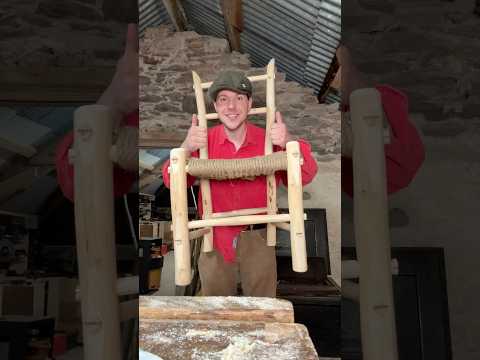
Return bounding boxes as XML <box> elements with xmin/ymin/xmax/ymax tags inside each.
<box><xmin>350</xmin><ymin>88</ymin><xmax>398</xmax><ymax>360</ymax></box>
<box><xmin>220</xmin><ymin>0</ymin><xmax>243</xmax><ymax>52</ymax></box>
<box><xmin>169</xmin><ymin>148</ymin><xmax>192</xmax><ymax>286</ymax></box>
<box><xmin>192</xmin><ymin>71</ymin><xmax>214</xmax><ymax>252</ymax></box>
<box><xmin>73</xmin><ymin>105</ymin><xmax>121</xmax><ymax>360</ymax></box>
<box><xmin>286</xmin><ymin>141</ymin><xmax>307</xmax><ymax>272</ymax></box>
<box><xmin>265</xmin><ymin>59</ymin><xmax>278</xmax><ymax>247</ymax></box>
<box><xmin>162</xmin><ymin>0</ymin><xmax>187</xmax><ymax>31</ymax></box>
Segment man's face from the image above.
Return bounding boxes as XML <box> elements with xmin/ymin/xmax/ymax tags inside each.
<box><xmin>214</xmin><ymin>89</ymin><xmax>252</xmax><ymax>132</ymax></box>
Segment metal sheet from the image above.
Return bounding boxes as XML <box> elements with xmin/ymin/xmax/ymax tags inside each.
<box><xmin>139</xmin><ymin>0</ymin><xmax>342</xmax><ymax>102</ymax></box>
<box><xmin>139</xmin><ymin>0</ymin><xmax>172</xmax><ymax>37</ymax></box>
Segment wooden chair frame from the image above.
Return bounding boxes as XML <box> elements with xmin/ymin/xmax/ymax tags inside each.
<box><xmin>169</xmin><ymin>59</ymin><xmax>308</xmax><ymax>286</ymax></box>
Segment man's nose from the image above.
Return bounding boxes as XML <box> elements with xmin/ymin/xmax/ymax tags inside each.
<box><xmin>227</xmin><ymin>98</ymin><xmax>236</xmax><ymax>109</ymax></box>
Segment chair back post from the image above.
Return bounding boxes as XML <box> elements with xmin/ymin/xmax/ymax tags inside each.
<box><xmin>192</xmin><ymin>71</ymin><xmax>214</xmax><ymax>252</ymax></box>
<box><xmin>169</xmin><ymin>147</ymin><xmax>192</xmax><ymax>285</ymax></box>
<box><xmin>350</xmin><ymin>88</ymin><xmax>398</xmax><ymax>360</ymax></box>
<box><xmin>73</xmin><ymin>105</ymin><xmax>122</xmax><ymax>359</ymax></box>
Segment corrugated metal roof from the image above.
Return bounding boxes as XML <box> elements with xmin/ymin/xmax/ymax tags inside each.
<box><xmin>139</xmin><ymin>0</ymin><xmax>341</xmax><ymax>102</ymax></box>
<box><xmin>139</xmin><ymin>0</ymin><xmax>172</xmax><ymax>37</ymax></box>
<box><xmin>182</xmin><ymin>0</ymin><xmax>226</xmax><ymax>39</ymax></box>
<box><xmin>241</xmin><ymin>0</ymin><xmax>320</xmax><ymax>86</ymax></box>
<box><xmin>305</xmin><ymin>0</ymin><xmax>341</xmax><ymax>96</ymax></box>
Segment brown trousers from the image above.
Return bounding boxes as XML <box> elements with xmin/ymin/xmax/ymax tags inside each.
<box><xmin>198</xmin><ymin>229</ymin><xmax>277</xmax><ymax>297</ymax></box>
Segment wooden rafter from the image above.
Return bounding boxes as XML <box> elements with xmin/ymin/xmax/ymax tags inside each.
<box><xmin>139</xmin><ymin>130</ymin><xmax>184</xmax><ymax>149</ymax></box>
<box><xmin>0</xmin><ymin>67</ymin><xmax>115</xmax><ymax>104</ymax></box>
<box><xmin>220</xmin><ymin>0</ymin><xmax>244</xmax><ymax>52</ymax></box>
<box><xmin>162</xmin><ymin>0</ymin><xmax>188</xmax><ymax>32</ymax></box>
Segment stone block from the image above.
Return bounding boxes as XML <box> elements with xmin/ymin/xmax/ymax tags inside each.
<box><xmin>357</xmin><ymin>0</ymin><xmax>396</xmax><ymax>13</ymax></box>
<box><xmin>462</xmin><ymin>103</ymin><xmax>480</xmax><ymax>118</ymax></box>
<box><xmin>375</xmin><ymin>31</ymin><xmax>436</xmax><ymax>53</ymax></box>
<box><xmin>36</xmin><ymin>0</ymin><xmax>103</xmax><ymax>21</ymax></box>
<box><xmin>421</xmin><ymin>119</ymin><xmax>467</xmax><ymax>137</ymax></box>
<box><xmin>357</xmin><ymin>60</ymin><xmax>409</xmax><ymax>74</ymax></box>
<box><xmin>102</xmin><ymin>0</ymin><xmax>138</xmax><ymax>23</ymax></box>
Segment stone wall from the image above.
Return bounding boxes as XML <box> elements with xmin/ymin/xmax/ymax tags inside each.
<box><xmin>140</xmin><ymin>26</ymin><xmax>341</xmax><ymax>156</ymax></box>
<box><xmin>344</xmin><ymin>0</ymin><xmax>479</xmax><ymax>124</ymax></box>
<box><xmin>343</xmin><ymin>1</ymin><xmax>480</xmax><ymax>359</ymax></box>
<box><xmin>0</xmin><ymin>0</ymin><xmax>133</xmax><ymax>67</ymax></box>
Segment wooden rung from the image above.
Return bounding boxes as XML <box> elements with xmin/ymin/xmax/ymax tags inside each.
<box><xmin>211</xmin><ymin>207</ymin><xmax>268</xmax><ymax>219</ymax></box>
<box><xmin>205</xmin><ymin>107</ymin><xmax>267</xmax><ymax>120</ymax></box>
<box><xmin>199</xmin><ymin>74</ymin><xmax>269</xmax><ymax>90</ymax></box>
<box><xmin>185</xmin><ymin>213</ymin><xmax>306</xmax><ymax>230</ymax></box>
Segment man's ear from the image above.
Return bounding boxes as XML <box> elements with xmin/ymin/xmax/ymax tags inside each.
<box><xmin>213</xmin><ymin>100</ymin><xmax>218</xmax><ymax>113</ymax></box>
<box><xmin>248</xmin><ymin>96</ymin><xmax>253</xmax><ymax>111</ymax></box>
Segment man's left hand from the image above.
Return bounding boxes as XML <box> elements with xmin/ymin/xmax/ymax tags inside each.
<box><xmin>270</xmin><ymin>111</ymin><xmax>292</xmax><ymax>149</ymax></box>
<box><xmin>98</xmin><ymin>23</ymin><xmax>139</xmax><ymax>120</ymax></box>
<box><xmin>113</xmin><ymin>126</ymin><xmax>138</xmax><ymax>172</ymax></box>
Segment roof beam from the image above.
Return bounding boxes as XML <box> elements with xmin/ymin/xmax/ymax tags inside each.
<box><xmin>139</xmin><ymin>130</ymin><xmax>184</xmax><ymax>148</ymax></box>
<box><xmin>220</xmin><ymin>0</ymin><xmax>243</xmax><ymax>52</ymax></box>
<box><xmin>0</xmin><ymin>66</ymin><xmax>114</xmax><ymax>104</ymax></box>
<box><xmin>162</xmin><ymin>0</ymin><xmax>188</xmax><ymax>31</ymax></box>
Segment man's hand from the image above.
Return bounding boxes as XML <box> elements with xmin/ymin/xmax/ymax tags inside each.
<box><xmin>114</xmin><ymin>126</ymin><xmax>138</xmax><ymax>172</ymax></box>
<box><xmin>336</xmin><ymin>45</ymin><xmax>370</xmax><ymax>105</ymax></box>
<box><xmin>270</xmin><ymin>111</ymin><xmax>292</xmax><ymax>149</ymax></box>
<box><xmin>98</xmin><ymin>23</ymin><xmax>139</xmax><ymax>120</ymax></box>
<box><xmin>181</xmin><ymin>114</ymin><xmax>207</xmax><ymax>153</ymax></box>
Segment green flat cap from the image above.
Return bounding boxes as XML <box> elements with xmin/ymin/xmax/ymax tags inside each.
<box><xmin>208</xmin><ymin>70</ymin><xmax>252</xmax><ymax>102</ymax></box>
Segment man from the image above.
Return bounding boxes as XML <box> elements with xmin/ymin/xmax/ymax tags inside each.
<box><xmin>162</xmin><ymin>70</ymin><xmax>318</xmax><ymax>297</ymax></box>
<box><xmin>56</xmin><ymin>23</ymin><xmax>139</xmax><ymax>200</ymax></box>
<box><xmin>335</xmin><ymin>45</ymin><xmax>425</xmax><ymax>196</ymax></box>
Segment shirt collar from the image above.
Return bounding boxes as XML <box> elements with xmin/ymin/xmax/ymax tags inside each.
<box><xmin>219</xmin><ymin>121</ymin><xmax>257</xmax><ymax>147</ymax></box>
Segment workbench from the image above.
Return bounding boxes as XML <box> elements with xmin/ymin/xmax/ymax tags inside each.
<box><xmin>140</xmin><ymin>296</ymin><xmax>332</xmax><ymax>360</ymax></box>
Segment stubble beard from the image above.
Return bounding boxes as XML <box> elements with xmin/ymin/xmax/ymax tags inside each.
<box><xmin>220</xmin><ymin>114</ymin><xmax>248</xmax><ymax>133</ymax></box>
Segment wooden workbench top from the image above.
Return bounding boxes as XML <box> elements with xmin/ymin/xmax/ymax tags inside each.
<box><xmin>140</xmin><ymin>296</ymin><xmax>294</xmax><ymax>323</ymax></box>
<box><xmin>140</xmin><ymin>319</ymin><xmax>319</xmax><ymax>359</ymax></box>
<box><xmin>140</xmin><ymin>296</ymin><xmax>320</xmax><ymax>359</ymax></box>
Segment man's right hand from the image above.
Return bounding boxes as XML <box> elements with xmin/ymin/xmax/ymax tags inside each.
<box><xmin>98</xmin><ymin>23</ymin><xmax>139</xmax><ymax>121</ymax></box>
<box><xmin>181</xmin><ymin>114</ymin><xmax>207</xmax><ymax>153</ymax></box>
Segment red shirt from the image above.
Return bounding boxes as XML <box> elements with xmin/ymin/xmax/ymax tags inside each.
<box><xmin>162</xmin><ymin>122</ymin><xmax>318</xmax><ymax>263</ymax></box>
<box><xmin>342</xmin><ymin>85</ymin><xmax>425</xmax><ymax>196</ymax></box>
<box><xmin>55</xmin><ymin>111</ymin><xmax>139</xmax><ymax>202</ymax></box>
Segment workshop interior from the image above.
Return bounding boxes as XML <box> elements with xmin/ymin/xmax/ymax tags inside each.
<box><xmin>1</xmin><ymin>0</ymin><xmax>473</xmax><ymax>359</ymax></box>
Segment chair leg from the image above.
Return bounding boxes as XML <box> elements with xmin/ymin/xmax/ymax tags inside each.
<box><xmin>265</xmin><ymin>59</ymin><xmax>277</xmax><ymax>246</ymax></box>
<box><xmin>286</xmin><ymin>141</ymin><xmax>307</xmax><ymax>272</ymax></box>
<box><xmin>73</xmin><ymin>105</ymin><xmax>121</xmax><ymax>359</ymax></box>
<box><xmin>192</xmin><ymin>71</ymin><xmax>214</xmax><ymax>252</ymax></box>
<box><xmin>170</xmin><ymin>148</ymin><xmax>192</xmax><ymax>286</ymax></box>
<box><xmin>350</xmin><ymin>88</ymin><xmax>398</xmax><ymax>360</ymax></box>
